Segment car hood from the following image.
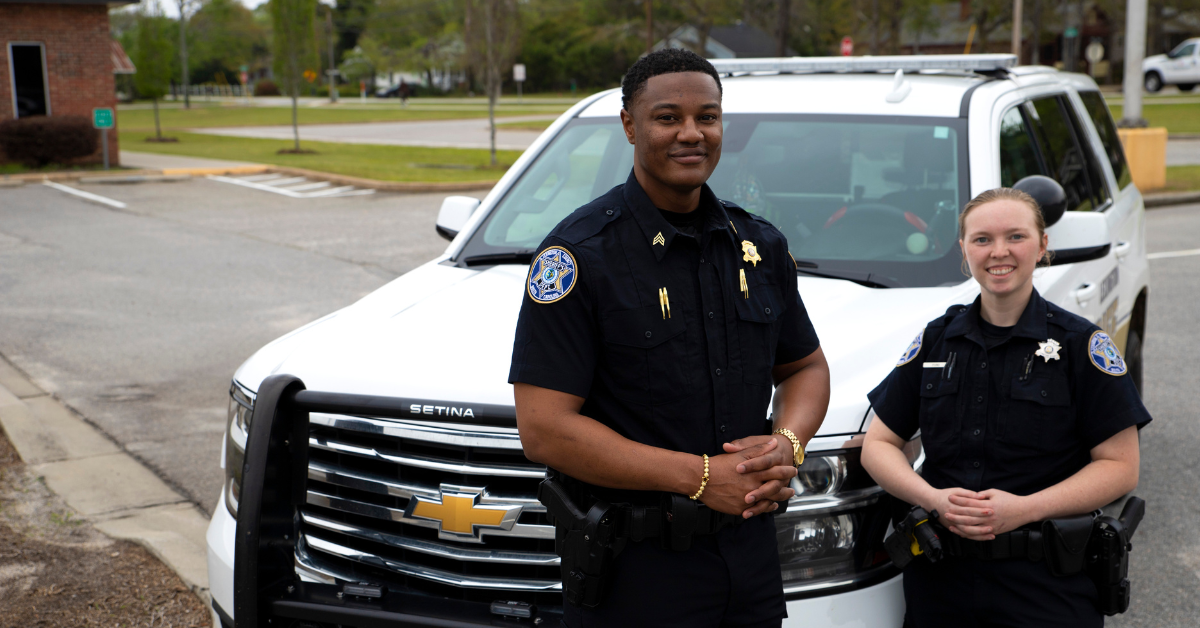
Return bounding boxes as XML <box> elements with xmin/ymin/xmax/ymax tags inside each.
<box><xmin>234</xmin><ymin>262</ymin><xmax>980</xmax><ymax>437</ymax></box>
<box><xmin>1143</xmin><ymin>54</ymin><xmax>1168</xmax><ymax>66</ymax></box>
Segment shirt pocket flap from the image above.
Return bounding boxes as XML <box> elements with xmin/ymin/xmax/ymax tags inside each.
<box><xmin>919</xmin><ymin>369</ymin><xmax>959</xmax><ymax>398</ymax></box>
<box><xmin>601</xmin><ymin>305</ymin><xmax>686</xmax><ymax>349</ymax></box>
<box><xmin>1010</xmin><ymin>376</ymin><xmax>1070</xmax><ymax>407</ymax></box>
<box><xmin>733</xmin><ymin>279</ymin><xmax>783</xmax><ymax>324</ymax></box>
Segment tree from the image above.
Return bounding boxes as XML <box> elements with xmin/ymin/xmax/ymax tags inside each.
<box><xmin>270</xmin><ymin>0</ymin><xmax>319</xmax><ymax>152</ymax></box>
<box><xmin>188</xmin><ymin>0</ymin><xmax>269</xmax><ymax>85</ymax></box>
<box><xmin>134</xmin><ymin>3</ymin><xmax>175</xmax><ymax>141</ymax></box>
<box><xmin>477</xmin><ymin>0</ymin><xmax>520</xmax><ymax>166</ymax></box>
<box><xmin>175</xmin><ymin>0</ymin><xmax>197</xmax><ymax>108</ymax></box>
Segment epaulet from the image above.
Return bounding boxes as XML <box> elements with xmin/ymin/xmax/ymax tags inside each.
<box><xmin>550</xmin><ymin>202</ymin><xmax>622</xmax><ymax>245</ymax></box>
<box><xmin>1045</xmin><ymin>300</ymin><xmax>1093</xmax><ymax>333</ymax></box>
<box><xmin>723</xmin><ymin>199</ymin><xmax>786</xmax><ymax>246</ymax></box>
<box><xmin>936</xmin><ymin>303</ymin><xmax>970</xmax><ymax>327</ymax></box>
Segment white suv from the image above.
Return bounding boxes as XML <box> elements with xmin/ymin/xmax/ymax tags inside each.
<box><xmin>206</xmin><ymin>54</ymin><xmax>1149</xmax><ymax>628</ymax></box>
<box><xmin>1143</xmin><ymin>38</ymin><xmax>1200</xmax><ymax>92</ymax></box>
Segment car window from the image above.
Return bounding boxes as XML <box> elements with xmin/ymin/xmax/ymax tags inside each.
<box><xmin>999</xmin><ymin>106</ymin><xmax>1046</xmax><ymax>186</ymax></box>
<box><xmin>1168</xmin><ymin>43</ymin><xmax>1196</xmax><ymax>59</ymax></box>
<box><xmin>465</xmin><ymin>115</ymin><xmax>970</xmax><ymax>288</ymax></box>
<box><xmin>1078</xmin><ymin>91</ymin><xmax>1133</xmax><ymax>190</ymax></box>
<box><xmin>1026</xmin><ymin>96</ymin><xmax>1109</xmax><ymax>211</ymax></box>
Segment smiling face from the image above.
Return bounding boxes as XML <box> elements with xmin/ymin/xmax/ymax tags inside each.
<box><xmin>960</xmin><ymin>199</ymin><xmax>1049</xmax><ymax>299</ymax></box>
<box><xmin>620</xmin><ymin>71</ymin><xmax>723</xmax><ymax>201</ymax></box>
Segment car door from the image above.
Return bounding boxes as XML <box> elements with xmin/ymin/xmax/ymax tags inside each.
<box><xmin>1164</xmin><ymin>42</ymin><xmax>1198</xmax><ymax>83</ymax></box>
<box><xmin>1075</xmin><ymin>90</ymin><xmax>1146</xmax><ymax>352</ymax></box>
<box><xmin>1018</xmin><ymin>94</ymin><xmax>1118</xmax><ymax>328</ymax></box>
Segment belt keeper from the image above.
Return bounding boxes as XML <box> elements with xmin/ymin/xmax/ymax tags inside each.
<box><xmin>1028</xmin><ymin>530</ymin><xmax>1044</xmax><ymax>562</ymax></box>
<box><xmin>629</xmin><ymin>508</ymin><xmax>646</xmax><ymax>542</ymax></box>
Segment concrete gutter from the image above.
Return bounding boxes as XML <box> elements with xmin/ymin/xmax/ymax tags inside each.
<box><xmin>1145</xmin><ymin>190</ymin><xmax>1200</xmax><ymax>208</ymax></box>
<box><xmin>0</xmin><ymin>355</ymin><xmax>211</xmax><ymax>605</ymax></box>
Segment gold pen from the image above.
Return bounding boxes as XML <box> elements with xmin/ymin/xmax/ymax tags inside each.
<box><xmin>658</xmin><ymin>287</ymin><xmax>671</xmax><ymax>319</ymax></box>
<box><xmin>739</xmin><ymin>269</ymin><xmax>749</xmax><ymax>299</ymax></box>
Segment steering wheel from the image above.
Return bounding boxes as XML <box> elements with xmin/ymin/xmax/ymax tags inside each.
<box><xmin>813</xmin><ymin>202</ymin><xmax>926</xmax><ymax>258</ymax></box>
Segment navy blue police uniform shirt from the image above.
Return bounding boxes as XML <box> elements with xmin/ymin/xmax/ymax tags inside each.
<box><xmin>868</xmin><ymin>289</ymin><xmax>1151</xmax><ymax>497</ymax></box>
<box><xmin>509</xmin><ymin>170</ymin><xmax>820</xmax><ymax>499</ymax></box>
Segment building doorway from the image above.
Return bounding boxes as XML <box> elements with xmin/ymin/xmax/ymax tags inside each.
<box><xmin>8</xmin><ymin>43</ymin><xmax>50</xmax><ymax>118</ymax></box>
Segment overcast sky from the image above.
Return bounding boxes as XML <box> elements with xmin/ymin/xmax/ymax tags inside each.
<box><xmin>130</xmin><ymin>0</ymin><xmax>335</xmax><ymax>19</ymax></box>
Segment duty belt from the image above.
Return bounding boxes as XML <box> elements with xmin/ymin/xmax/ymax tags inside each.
<box><xmin>941</xmin><ymin>529</ymin><xmax>1046</xmax><ymax>563</ymax></box>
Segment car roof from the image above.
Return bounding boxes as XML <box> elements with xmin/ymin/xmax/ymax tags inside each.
<box><xmin>578</xmin><ymin>64</ymin><xmax>1096</xmax><ymax>120</ymax></box>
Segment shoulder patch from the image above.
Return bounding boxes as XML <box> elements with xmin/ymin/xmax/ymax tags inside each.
<box><xmin>527</xmin><ymin>246</ymin><xmax>578</xmax><ymax>304</ymax></box>
<box><xmin>1088</xmin><ymin>331</ymin><xmax>1127</xmax><ymax>376</ymax></box>
<box><xmin>896</xmin><ymin>330</ymin><xmax>923</xmax><ymax>367</ymax></box>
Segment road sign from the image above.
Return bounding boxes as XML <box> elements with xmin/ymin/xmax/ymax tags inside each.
<box><xmin>92</xmin><ymin>108</ymin><xmax>114</xmax><ymax>129</ymax></box>
<box><xmin>1064</xmin><ymin>27</ymin><xmax>1079</xmax><ymax>38</ymax></box>
<box><xmin>1086</xmin><ymin>41</ymin><xmax>1105</xmax><ymax>64</ymax></box>
<box><xmin>513</xmin><ymin>64</ymin><xmax>526</xmax><ymax>82</ymax></box>
<box><xmin>841</xmin><ymin>37</ymin><xmax>854</xmax><ymax>57</ymax></box>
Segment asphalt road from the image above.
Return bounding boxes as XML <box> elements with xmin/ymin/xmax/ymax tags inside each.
<box><xmin>0</xmin><ymin>181</ymin><xmax>1197</xmax><ymax>623</ymax></box>
<box><xmin>0</xmin><ymin>178</ymin><xmax>456</xmax><ymax>514</ymax></box>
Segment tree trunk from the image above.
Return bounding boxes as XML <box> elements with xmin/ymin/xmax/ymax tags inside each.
<box><xmin>486</xmin><ymin>0</ymin><xmax>496</xmax><ymax>167</ymax></box>
<box><xmin>696</xmin><ymin>19</ymin><xmax>711</xmax><ymax>57</ymax></box>
<box><xmin>292</xmin><ymin>93</ymin><xmax>300</xmax><ymax>151</ymax></box>
<box><xmin>870</xmin><ymin>0</ymin><xmax>880</xmax><ymax>55</ymax></box>
<box><xmin>776</xmin><ymin>0</ymin><xmax>791</xmax><ymax>57</ymax></box>
<box><xmin>153</xmin><ymin>97</ymin><xmax>162</xmax><ymax>140</ymax></box>
<box><xmin>1031</xmin><ymin>0</ymin><xmax>1042</xmax><ymax>65</ymax></box>
<box><xmin>178</xmin><ymin>0</ymin><xmax>190</xmax><ymax>109</ymax></box>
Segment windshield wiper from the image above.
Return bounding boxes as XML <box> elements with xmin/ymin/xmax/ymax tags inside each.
<box><xmin>794</xmin><ymin>265</ymin><xmax>901</xmax><ymax>289</ymax></box>
<box><xmin>461</xmin><ymin>251</ymin><xmax>535</xmax><ymax>267</ymax></box>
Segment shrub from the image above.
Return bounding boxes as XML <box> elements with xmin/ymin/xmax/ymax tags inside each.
<box><xmin>254</xmin><ymin>79</ymin><xmax>281</xmax><ymax>96</ymax></box>
<box><xmin>0</xmin><ymin>116</ymin><xmax>98</xmax><ymax>167</ymax></box>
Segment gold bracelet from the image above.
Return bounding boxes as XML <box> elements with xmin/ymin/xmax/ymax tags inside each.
<box><xmin>773</xmin><ymin>428</ymin><xmax>805</xmax><ymax>467</ymax></box>
<box><xmin>690</xmin><ymin>454</ymin><xmax>710</xmax><ymax>501</ymax></box>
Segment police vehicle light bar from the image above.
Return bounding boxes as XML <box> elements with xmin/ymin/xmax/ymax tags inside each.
<box><xmin>709</xmin><ymin>54</ymin><xmax>1018</xmax><ymax>75</ymax></box>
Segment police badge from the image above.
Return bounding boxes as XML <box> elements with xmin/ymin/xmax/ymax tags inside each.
<box><xmin>742</xmin><ymin>240</ymin><xmax>762</xmax><ymax>267</ymax></box>
<box><xmin>527</xmin><ymin>246</ymin><xmax>578</xmax><ymax>304</ymax></box>
<box><xmin>1088</xmin><ymin>331</ymin><xmax>1127</xmax><ymax>376</ymax></box>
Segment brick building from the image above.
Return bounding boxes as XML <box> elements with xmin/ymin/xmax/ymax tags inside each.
<box><xmin>1</xmin><ymin>0</ymin><xmax>138</xmax><ymax>166</ymax></box>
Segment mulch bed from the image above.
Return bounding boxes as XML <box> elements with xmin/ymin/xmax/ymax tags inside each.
<box><xmin>0</xmin><ymin>431</ymin><xmax>210</xmax><ymax>627</ymax></box>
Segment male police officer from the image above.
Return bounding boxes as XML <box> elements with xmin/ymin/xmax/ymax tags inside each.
<box><xmin>510</xmin><ymin>49</ymin><xmax>830</xmax><ymax>626</ymax></box>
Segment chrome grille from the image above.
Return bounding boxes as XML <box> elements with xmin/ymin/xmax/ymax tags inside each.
<box><xmin>298</xmin><ymin>412</ymin><xmax>562</xmax><ymax>604</ymax></box>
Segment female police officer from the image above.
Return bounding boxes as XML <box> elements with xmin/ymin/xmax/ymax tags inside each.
<box><xmin>861</xmin><ymin>187</ymin><xmax>1150</xmax><ymax>627</ymax></box>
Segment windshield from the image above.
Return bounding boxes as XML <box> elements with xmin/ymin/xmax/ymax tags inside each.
<box><xmin>460</xmin><ymin>114</ymin><xmax>969</xmax><ymax>287</ymax></box>
<box><xmin>1168</xmin><ymin>42</ymin><xmax>1196</xmax><ymax>59</ymax></box>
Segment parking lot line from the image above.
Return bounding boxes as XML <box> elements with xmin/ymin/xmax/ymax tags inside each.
<box><xmin>42</xmin><ymin>180</ymin><xmax>127</xmax><ymax>209</ymax></box>
<box><xmin>1148</xmin><ymin>248</ymin><xmax>1200</xmax><ymax>260</ymax></box>
<box><xmin>207</xmin><ymin>174</ymin><xmax>375</xmax><ymax>199</ymax></box>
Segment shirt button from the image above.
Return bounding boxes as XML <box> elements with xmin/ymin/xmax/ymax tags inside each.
<box><xmin>645</xmin><ymin>331</ymin><xmax>652</xmax><ymax>338</ymax></box>
<box><xmin>605</xmin><ymin>209</ymin><xmax>614</xmax><ymax>216</ymax></box>
<box><xmin>1047</xmin><ymin>313</ymin><xmax>1054</xmax><ymax>318</ymax></box>
<box><xmin>720</xmin><ymin>424</ymin><xmax>727</xmax><ymax>433</ymax></box>
<box><xmin>715</xmin><ymin>368</ymin><xmax>723</xmax><ymax>376</ymax></box>
<box><xmin>976</xmin><ymin>395</ymin><xmax>984</xmax><ymax>403</ymax></box>
<box><xmin>764</xmin><ymin>307</ymin><xmax>772</xmax><ymax>315</ymax></box>
<box><xmin>980</xmin><ymin>362</ymin><xmax>987</xmax><ymax>369</ymax></box>
<box><xmin>700</xmin><ymin>257</ymin><xmax>706</xmax><ymax>264</ymax></box>
<box><xmin>708</xmin><ymin>311</ymin><xmax>714</xmax><ymax>319</ymax></box>
<box><xmin>973</xmin><ymin>429</ymin><xmax>981</xmax><ymax>436</ymax></box>
<box><xmin>926</xmin><ymin>383</ymin><xmax>934</xmax><ymax>390</ymax></box>
<box><xmin>1041</xmin><ymin>390</ymin><xmax>1048</xmax><ymax>397</ymax></box>
<box><xmin>973</xmin><ymin>461</ymin><xmax>981</xmax><ymax>468</ymax></box>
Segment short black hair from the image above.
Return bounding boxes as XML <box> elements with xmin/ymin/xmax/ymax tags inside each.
<box><xmin>621</xmin><ymin>48</ymin><xmax>722</xmax><ymax>111</ymax></box>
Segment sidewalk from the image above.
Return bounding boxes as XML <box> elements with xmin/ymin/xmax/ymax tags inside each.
<box><xmin>120</xmin><ymin>150</ymin><xmax>257</xmax><ymax>171</ymax></box>
<box><xmin>190</xmin><ymin>115</ymin><xmax>553</xmax><ymax>150</ymax></box>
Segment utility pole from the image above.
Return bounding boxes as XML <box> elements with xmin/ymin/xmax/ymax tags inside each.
<box><xmin>1011</xmin><ymin>0</ymin><xmax>1023</xmax><ymax>62</ymax></box>
<box><xmin>485</xmin><ymin>0</ymin><xmax>496</xmax><ymax>167</ymax></box>
<box><xmin>176</xmin><ymin>0</ymin><xmax>190</xmax><ymax>108</ymax></box>
<box><xmin>645</xmin><ymin>0</ymin><xmax>654</xmax><ymax>55</ymax></box>
<box><xmin>326</xmin><ymin>9</ymin><xmax>337</xmax><ymax>103</ymax></box>
<box><xmin>1120</xmin><ymin>0</ymin><xmax>1148</xmax><ymax>127</ymax></box>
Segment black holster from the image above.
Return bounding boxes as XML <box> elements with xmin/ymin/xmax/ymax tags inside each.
<box><xmin>538</xmin><ymin>472</ymin><xmax>625</xmax><ymax>609</ymax></box>
<box><xmin>1042</xmin><ymin>513</ymin><xmax>1095</xmax><ymax>576</ymax></box>
<box><xmin>1086</xmin><ymin>496</ymin><xmax>1145</xmax><ymax>616</ymax></box>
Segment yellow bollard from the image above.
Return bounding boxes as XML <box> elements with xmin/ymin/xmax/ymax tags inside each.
<box><xmin>1117</xmin><ymin>127</ymin><xmax>1168</xmax><ymax>192</ymax></box>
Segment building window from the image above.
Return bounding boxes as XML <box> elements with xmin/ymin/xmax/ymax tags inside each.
<box><xmin>8</xmin><ymin>43</ymin><xmax>50</xmax><ymax>118</ymax></box>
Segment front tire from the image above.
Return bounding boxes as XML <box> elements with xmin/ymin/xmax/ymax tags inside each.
<box><xmin>1144</xmin><ymin>72</ymin><xmax>1164</xmax><ymax>93</ymax></box>
<box><xmin>1178</xmin><ymin>83</ymin><xmax>1196</xmax><ymax>92</ymax></box>
<box><xmin>1125</xmin><ymin>327</ymin><xmax>1144</xmax><ymax>397</ymax></box>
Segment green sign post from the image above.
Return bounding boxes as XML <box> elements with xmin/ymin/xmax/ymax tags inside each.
<box><xmin>93</xmin><ymin>107</ymin><xmax>114</xmax><ymax>170</ymax></box>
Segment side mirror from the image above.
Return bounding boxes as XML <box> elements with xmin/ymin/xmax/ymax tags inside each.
<box><xmin>436</xmin><ymin>196</ymin><xmax>481</xmax><ymax>241</ymax></box>
<box><xmin>1045</xmin><ymin>211</ymin><xmax>1111</xmax><ymax>266</ymax></box>
<box><xmin>1013</xmin><ymin>175</ymin><xmax>1068</xmax><ymax>227</ymax></box>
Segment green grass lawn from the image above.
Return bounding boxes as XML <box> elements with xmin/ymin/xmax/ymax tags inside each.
<box><xmin>1165</xmin><ymin>166</ymin><xmax>1200</xmax><ymax>193</ymax></box>
<box><xmin>119</xmin><ymin>131</ymin><xmax>521</xmax><ymax>182</ymax></box>
<box><xmin>1108</xmin><ymin>102</ymin><xmax>1200</xmax><ymax>134</ymax></box>
<box><xmin>117</xmin><ymin>103</ymin><xmax>570</xmax><ymax>131</ymax></box>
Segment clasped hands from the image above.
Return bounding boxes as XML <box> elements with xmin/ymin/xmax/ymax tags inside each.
<box><xmin>699</xmin><ymin>435</ymin><xmax>797</xmax><ymax>519</ymax></box>
<box><xmin>928</xmin><ymin>487</ymin><xmax>1038</xmax><ymax>541</ymax></box>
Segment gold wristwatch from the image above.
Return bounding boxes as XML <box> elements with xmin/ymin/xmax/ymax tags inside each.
<box><xmin>773</xmin><ymin>428</ymin><xmax>805</xmax><ymax>467</ymax></box>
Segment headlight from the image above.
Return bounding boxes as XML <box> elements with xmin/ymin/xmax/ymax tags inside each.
<box><xmin>776</xmin><ymin>435</ymin><xmax>922</xmax><ymax>597</ymax></box>
<box><xmin>224</xmin><ymin>382</ymin><xmax>254</xmax><ymax>519</ymax></box>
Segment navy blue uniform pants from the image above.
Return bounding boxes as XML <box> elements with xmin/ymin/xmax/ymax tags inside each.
<box><xmin>903</xmin><ymin>555</ymin><xmax>1102</xmax><ymax>627</ymax></box>
<box><xmin>562</xmin><ymin>515</ymin><xmax>786</xmax><ymax>628</ymax></box>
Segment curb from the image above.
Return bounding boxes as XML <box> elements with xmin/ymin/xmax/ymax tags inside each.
<box><xmin>0</xmin><ymin>355</ymin><xmax>212</xmax><ymax>607</ymax></box>
<box><xmin>1</xmin><ymin>163</ymin><xmax>495</xmax><ymax>193</ymax></box>
<box><xmin>1144</xmin><ymin>190</ymin><xmax>1200</xmax><ymax>208</ymax></box>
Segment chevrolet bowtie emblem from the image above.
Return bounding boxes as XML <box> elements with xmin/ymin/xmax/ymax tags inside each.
<box><xmin>407</xmin><ymin>485</ymin><xmax>523</xmax><ymax>542</ymax></box>
<box><xmin>652</xmin><ymin>232</ymin><xmax>666</xmax><ymax>246</ymax></box>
